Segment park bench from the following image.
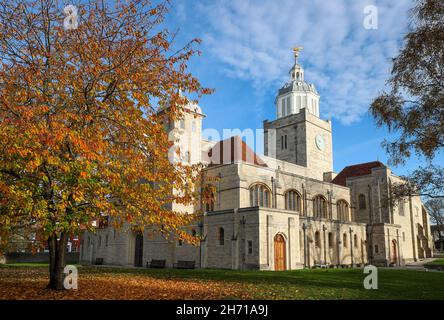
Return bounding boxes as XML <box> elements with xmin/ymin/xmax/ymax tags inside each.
<box><xmin>173</xmin><ymin>260</ymin><xmax>195</xmax><ymax>269</ymax></box>
<box><xmin>146</xmin><ymin>259</ymin><xmax>166</xmax><ymax>269</ymax></box>
<box><xmin>314</xmin><ymin>260</ymin><xmax>329</xmax><ymax>269</ymax></box>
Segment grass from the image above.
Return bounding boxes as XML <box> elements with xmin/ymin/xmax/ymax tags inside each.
<box><xmin>424</xmin><ymin>258</ymin><xmax>444</xmax><ymax>266</ymax></box>
<box><xmin>1</xmin><ymin>264</ymin><xmax>444</xmax><ymax>300</ymax></box>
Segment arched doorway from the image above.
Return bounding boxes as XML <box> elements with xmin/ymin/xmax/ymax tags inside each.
<box><xmin>274</xmin><ymin>234</ymin><xmax>286</xmax><ymax>271</ymax></box>
<box><xmin>134</xmin><ymin>233</ymin><xmax>143</xmax><ymax>267</ymax></box>
<box><xmin>391</xmin><ymin>239</ymin><xmax>397</xmax><ymax>265</ymax></box>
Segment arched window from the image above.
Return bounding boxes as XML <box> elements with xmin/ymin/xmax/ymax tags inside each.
<box><xmin>205</xmin><ymin>198</ymin><xmax>214</xmax><ymax>212</ymax></box>
<box><xmin>249</xmin><ymin>184</ymin><xmax>271</xmax><ymax>208</ymax></box>
<box><xmin>398</xmin><ymin>199</ymin><xmax>405</xmax><ymax>216</ymax></box>
<box><xmin>313</xmin><ymin>195</ymin><xmax>327</xmax><ymax>218</ymax></box>
<box><xmin>328</xmin><ymin>232</ymin><xmax>333</xmax><ymax>248</ymax></box>
<box><xmin>337</xmin><ymin>200</ymin><xmax>350</xmax><ymax>221</ymax></box>
<box><xmin>218</xmin><ymin>227</ymin><xmax>224</xmax><ymax>246</ymax></box>
<box><xmin>354</xmin><ymin>234</ymin><xmax>358</xmax><ymax>248</ymax></box>
<box><xmin>358</xmin><ymin>194</ymin><xmax>366</xmax><ymax>210</ymax></box>
<box><xmin>285</xmin><ymin>190</ymin><xmax>302</xmax><ymax>212</ymax></box>
<box><xmin>343</xmin><ymin>233</ymin><xmax>347</xmax><ymax>248</ymax></box>
<box><xmin>315</xmin><ymin>231</ymin><xmax>321</xmax><ymax>248</ymax></box>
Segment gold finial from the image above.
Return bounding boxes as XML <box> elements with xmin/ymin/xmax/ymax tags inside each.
<box><xmin>293</xmin><ymin>46</ymin><xmax>303</xmax><ymax>61</ymax></box>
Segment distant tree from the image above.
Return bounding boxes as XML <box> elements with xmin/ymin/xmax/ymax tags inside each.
<box><xmin>0</xmin><ymin>0</ymin><xmax>211</xmax><ymax>290</ymax></box>
<box><xmin>370</xmin><ymin>0</ymin><xmax>444</xmax><ymax>199</ymax></box>
<box><xmin>425</xmin><ymin>199</ymin><xmax>444</xmax><ymax>250</ymax></box>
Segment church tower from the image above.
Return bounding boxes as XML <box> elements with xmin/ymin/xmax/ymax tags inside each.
<box><xmin>264</xmin><ymin>48</ymin><xmax>333</xmax><ymax>181</ymax></box>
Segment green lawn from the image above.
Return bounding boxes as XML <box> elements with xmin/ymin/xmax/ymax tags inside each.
<box><xmin>1</xmin><ymin>263</ymin><xmax>443</xmax><ymax>299</ymax></box>
<box><xmin>88</xmin><ymin>266</ymin><xmax>444</xmax><ymax>299</ymax></box>
<box><xmin>425</xmin><ymin>259</ymin><xmax>444</xmax><ymax>266</ymax></box>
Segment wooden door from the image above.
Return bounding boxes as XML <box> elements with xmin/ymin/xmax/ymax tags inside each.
<box><xmin>274</xmin><ymin>234</ymin><xmax>286</xmax><ymax>271</ymax></box>
<box><xmin>134</xmin><ymin>234</ymin><xmax>143</xmax><ymax>267</ymax></box>
<box><xmin>391</xmin><ymin>240</ymin><xmax>397</xmax><ymax>264</ymax></box>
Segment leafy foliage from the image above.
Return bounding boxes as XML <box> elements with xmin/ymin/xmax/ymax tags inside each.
<box><xmin>370</xmin><ymin>0</ymin><xmax>444</xmax><ymax>198</ymax></box>
<box><xmin>0</xmin><ymin>0</ymin><xmax>212</xmax><ymax>280</ymax></box>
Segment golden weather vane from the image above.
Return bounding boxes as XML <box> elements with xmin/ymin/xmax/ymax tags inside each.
<box><xmin>293</xmin><ymin>46</ymin><xmax>303</xmax><ymax>62</ymax></box>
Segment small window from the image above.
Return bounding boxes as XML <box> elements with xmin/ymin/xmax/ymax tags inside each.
<box><xmin>358</xmin><ymin>194</ymin><xmax>366</xmax><ymax>210</ymax></box>
<box><xmin>374</xmin><ymin>245</ymin><xmax>379</xmax><ymax>254</ymax></box>
<box><xmin>354</xmin><ymin>234</ymin><xmax>358</xmax><ymax>248</ymax></box>
<box><xmin>399</xmin><ymin>199</ymin><xmax>405</xmax><ymax>216</ymax></box>
<box><xmin>247</xmin><ymin>240</ymin><xmax>253</xmax><ymax>255</ymax></box>
<box><xmin>192</xmin><ymin>229</ymin><xmax>197</xmax><ymax>237</ymax></box>
<box><xmin>328</xmin><ymin>232</ymin><xmax>333</xmax><ymax>248</ymax></box>
<box><xmin>315</xmin><ymin>231</ymin><xmax>321</xmax><ymax>248</ymax></box>
<box><xmin>284</xmin><ymin>135</ymin><xmax>288</xmax><ymax>149</ymax></box>
<box><xmin>343</xmin><ymin>233</ymin><xmax>347</xmax><ymax>248</ymax></box>
<box><xmin>178</xmin><ymin>239</ymin><xmax>183</xmax><ymax>246</ymax></box>
<box><xmin>218</xmin><ymin>227</ymin><xmax>225</xmax><ymax>246</ymax></box>
<box><xmin>281</xmin><ymin>136</ymin><xmax>284</xmax><ymax>150</ymax></box>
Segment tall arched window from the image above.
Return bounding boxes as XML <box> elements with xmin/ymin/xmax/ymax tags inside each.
<box><xmin>358</xmin><ymin>194</ymin><xmax>366</xmax><ymax>210</ymax></box>
<box><xmin>343</xmin><ymin>233</ymin><xmax>348</xmax><ymax>248</ymax></box>
<box><xmin>354</xmin><ymin>234</ymin><xmax>358</xmax><ymax>248</ymax></box>
<box><xmin>337</xmin><ymin>200</ymin><xmax>350</xmax><ymax>221</ymax></box>
<box><xmin>218</xmin><ymin>227</ymin><xmax>224</xmax><ymax>246</ymax></box>
<box><xmin>285</xmin><ymin>190</ymin><xmax>302</xmax><ymax>212</ymax></box>
<box><xmin>313</xmin><ymin>195</ymin><xmax>327</xmax><ymax>218</ymax></box>
<box><xmin>249</xmin><ymin>184</ymin><xmax>271</xmax><ymax>208</ymax></box>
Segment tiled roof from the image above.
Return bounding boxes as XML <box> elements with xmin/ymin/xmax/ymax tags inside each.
<box><xmin>332</xmin><ymin>161</ymin><xmax>385</xmax><ymax>186</ymax></box>
<box><xmin>207</xmin><ymin>136</ymin><xmax>267</xmax><ymax>167</ymax></box>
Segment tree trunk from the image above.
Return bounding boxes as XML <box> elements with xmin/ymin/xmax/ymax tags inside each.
<box><xmin>47</xmin><ymin>232</ymin><xmax>69</xmax><ymax>290</ymax></box>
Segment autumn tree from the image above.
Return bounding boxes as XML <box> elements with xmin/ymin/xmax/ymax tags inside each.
<box><xmin>0</xmin><ymin>0</ymin><xmax>211</xmax><ymax>289</ymax></box>
<box><xmin>370</xmin><ymin>0</ymin><xmax>444</xmax><ymax>199</ymax></box>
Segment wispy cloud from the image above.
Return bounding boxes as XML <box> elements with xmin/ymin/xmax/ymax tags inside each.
<box><xmin>188</xmin><ymin>0</ymin><xmax>412</xmax><ymax>124</ymax></box>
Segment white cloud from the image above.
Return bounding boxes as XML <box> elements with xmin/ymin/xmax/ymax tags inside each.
<box><xmin>193</xmin><ymin>0</ymin><xmax>413</xmax><ymax>124</ymax></box>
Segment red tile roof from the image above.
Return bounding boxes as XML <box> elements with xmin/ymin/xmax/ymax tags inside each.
<box><xmin>332</xmin><ymin>161</ymin><xmax>385</xmax><ymax>186</ymax></box>
<box><xmin>207</xmin><ymin>136</ymin><xmax>267</xmax><ymax>167</ymax></box>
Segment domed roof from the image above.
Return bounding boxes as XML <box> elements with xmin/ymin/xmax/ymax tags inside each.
<box><xmin>278</xmin><ymin>79</ymin><xmax>318</xmax><ymax>96</ymax></box>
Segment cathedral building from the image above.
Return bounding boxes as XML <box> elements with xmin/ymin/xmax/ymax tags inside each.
<box><xmin>80</xmin><ymin>50</ymin><xmax>434</xmax><ymax>270</ymax></box>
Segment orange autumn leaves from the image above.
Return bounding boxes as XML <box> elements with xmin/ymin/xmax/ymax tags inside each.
<box><xmin>0</xmin><ymin>0</ymin><xmax>212</xmax><ymax>251</ymax></box>
<box><xmin>0</xmin><ymin>266</ymin><xmax>255</xmax><ymax>300</ymax></box>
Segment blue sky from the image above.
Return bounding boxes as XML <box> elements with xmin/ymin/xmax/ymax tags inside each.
<box><xmin>164</xmin><ymin>0</ymin><xmax>443</xmax><ymax>175</ymax></box>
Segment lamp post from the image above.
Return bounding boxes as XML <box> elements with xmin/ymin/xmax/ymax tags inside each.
<box><xmin>322</xmin><ymin>225</ymin><xmax>327</xmax><ymax>265</ymax></box>
<box><xmin>349</xmin><ymin>227</ymin><xmax>354</xmax><ymax>267</ymax></box>
<box><xmin>302</xmin><ymin>223</ymin><xmax>307</xmax><ymax>268</ymax></box>
<box><xmin>240</xmin><ymin>215</ymin><xmax>246</xmax><ymax>270</ymax></box>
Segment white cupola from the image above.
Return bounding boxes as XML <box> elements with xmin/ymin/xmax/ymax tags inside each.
<box><xmin>275</xmin><ymin>47</ymin><xmax>320</xmax><ymax>118</ymax></box>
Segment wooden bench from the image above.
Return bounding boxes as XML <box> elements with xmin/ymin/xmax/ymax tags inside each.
<box><xmin>146</xmin><ymin>259</ymin><xmax>166</xmax><ymax>269</ymax></box>
<box><xmin>173</xmin><ymin>260</ymin><xmax>195</xmax><ymax>269</ymax></box>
